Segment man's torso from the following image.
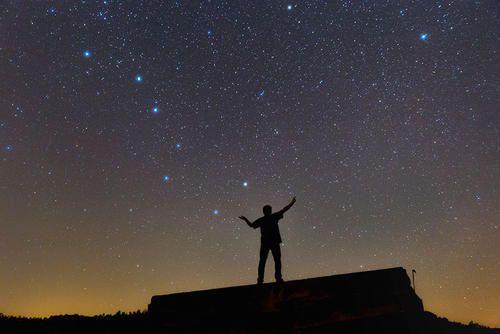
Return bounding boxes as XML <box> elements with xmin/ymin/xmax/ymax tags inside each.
<box><xmin>254</xmin><ymin>212</ymin><xmax>283</xmax><ymax>245</ymax></box>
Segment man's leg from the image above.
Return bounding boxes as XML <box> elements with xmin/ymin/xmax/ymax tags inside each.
<box><xmin>270</xmin><ymin>244</ymin><xmax>283</xmax><ymax>282</ymax></box>
<box><xmin>257</xmin><ymin>243</ymin><xmax>270</xmax><ymax>284</ymax></box>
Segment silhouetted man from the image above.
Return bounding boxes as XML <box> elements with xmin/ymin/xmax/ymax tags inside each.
<box><xmin>239</xmin><ymin>197</ymin><xmax>296</xmax><ymax>284</ymax></box>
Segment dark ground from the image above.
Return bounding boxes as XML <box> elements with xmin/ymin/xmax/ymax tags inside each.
<box><xmin>1</xmin><ymin>311</ymin><xmax>499</xmax><ymax>334</ymax></box>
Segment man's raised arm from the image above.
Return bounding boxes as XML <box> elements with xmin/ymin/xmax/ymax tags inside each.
<box><xmin>239</xmin><ymin>216</ymin><xmax>258</xmax><ymax>229</ymax></box>
<box><xmin>278</xmin><ymin>196</ymin><xmax>296</xmax><ymax>215</ymax></box>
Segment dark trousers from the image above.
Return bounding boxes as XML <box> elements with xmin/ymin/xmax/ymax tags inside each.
<box><xmin>258</xmin><ymin>242</ymin><xmax>282</xmax><ymax>283</ymax></box>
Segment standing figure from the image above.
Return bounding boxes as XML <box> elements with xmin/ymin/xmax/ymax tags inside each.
<box><xmin>239</xmin><ymin>197</ymin><xmax>296</xmax><ymax>284</ymax></box>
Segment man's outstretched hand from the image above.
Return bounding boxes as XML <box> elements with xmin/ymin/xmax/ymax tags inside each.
<box><xmin>239</xmin><ymin>216</ymin><xmax>254</xmax><ymax>228</ymax></box>
<box><xmin>279</xmin><ymin>196</ymin><xmax>297</xmax><ymax>214</ymax></box>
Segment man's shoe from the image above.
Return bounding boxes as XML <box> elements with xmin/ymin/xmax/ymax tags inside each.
<box><xmin>276</xmin><ymin>278</ymin><xmax>285</xmax><ymax>284</ymax></box>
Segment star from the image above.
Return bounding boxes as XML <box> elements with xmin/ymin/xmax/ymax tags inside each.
<box><xmin>287</xmin><ymin>4</ymin><xmax>293</xmax><ymax>11</ymax></box>
<box><xmin>83</xmin><ymin>50</ymin><xmax>91</xmax><ymax>58</ymax></box>
<box><xmin>243</xmin><ymin>181</ymin><xmax>248</xmax><ymax>187</ymax></box>
<box><xmin>258</xmin><ymin>90</ymin><xmax>265</xmax><ymax>97</ymax></box>
<box><xmin>419</xmin><ymin>33</ymin><xmax>429</xmax><ymax>41</ymax></box>
<box><xmin>4</xmin><ymin>145</ymin><xmax>13</xmax><ymax>152</ymax></box>
<box><xmin>175</xmin><ymin>143</ymin><xmax>181</xmax><ymax>149</ymax></box>
<box><xmin>152</xmin><ymin>106</ymin><xmax>159</xmax><ymax>114</ymax></box>
<box><xmin>135</xmin><ymin>75</ymin><xmax>143</xmax><ymax>83</ymax></box>
<box><xmin>213</xmin><ymin>209</ymin><xmax>219</xmax><ymax>215</ymax></box>
<box><xmin>162</xmin><ymin>175</ymin><xmax>170</xmax><ymax>183</ymax></box>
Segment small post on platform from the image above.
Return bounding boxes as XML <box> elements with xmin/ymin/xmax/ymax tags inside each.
<box><xmin>412</xmin><ymin>269</ymin><xmax>416</xmax><ymax>292</ymax></box>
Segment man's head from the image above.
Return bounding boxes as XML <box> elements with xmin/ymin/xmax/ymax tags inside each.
<box><xmin>263</xmin><ymin>205</ymin><xmax>272</xmax><ymax>216</ymax></box>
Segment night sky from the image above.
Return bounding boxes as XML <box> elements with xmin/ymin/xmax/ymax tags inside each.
<box><xmin>1</xmin><ymin>0</ymin><xmax>498</xmax><ymax>327</ymax></box>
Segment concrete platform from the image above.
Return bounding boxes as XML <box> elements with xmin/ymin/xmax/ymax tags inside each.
<box><xmin>148</xmin><ymin>267</ymin><xmax>424</xmax><ymax>332</ymax></box>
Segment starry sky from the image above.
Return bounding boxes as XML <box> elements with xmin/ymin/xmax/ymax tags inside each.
<box><xmin>1</xmin><ymin>0</ymin><xmax>499</xmax><ymax>327</ymax></box>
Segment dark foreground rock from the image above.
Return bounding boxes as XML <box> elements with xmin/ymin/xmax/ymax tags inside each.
<box><xmin>149</xmin><ymin>267</ymin><xmax>423</xmax><ymax>332</ymax></box>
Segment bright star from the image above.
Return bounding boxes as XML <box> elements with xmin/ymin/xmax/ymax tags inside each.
<box><xmin>287</xmin><ymin>4</ymin><xmax>293</xmax><ymax>10</ymax></box>
<box><xmin>213</xmin><ymin>209</ymin><xmax>219</xmax><ymax>215</ymax></box>
<box><xmin>208</xmin><ymin>30</ymin><xmax>213</xmax><ymax>36</ymax></box>
<box><xmin>83</xmin><ymin>50</ymin><xmax>91</xmax><ymax>58</ymax></box>
<box><xmin>419</xmin><ymin>33</ymin><xmax>429</xmax><ymax>41</ymax></box>
<box><xmin>175</xmin><ymin>143</ymin><xmax>181</xmax><ymax>149</ymax></box>
<box><xmin>4</xmin><ymin>145</ymin><xmax>13</xmax><ymax>152</ymax></box>
<box><xmin>162</xmin><ymin>175</ymin><xmax>170</xmax><ymax>182</ymax></box>
<box><xmin>258</xmin><ymin>90</ymin><xmax>265</xmax><ymax>97</ymax></box>
<box><xmin>152</xmin><ymin>106</ymin><xmax>159</xmax><ymax>114</ymax></box>
<box><xmin>135</xmin><ymin>75</ymin><xmax>143</xmax><ymax>83</ymax></box>
<box><xmin>243</xmin><ymin>181</ymin><xmax>248</xmax><ymax>187</ymax></box>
